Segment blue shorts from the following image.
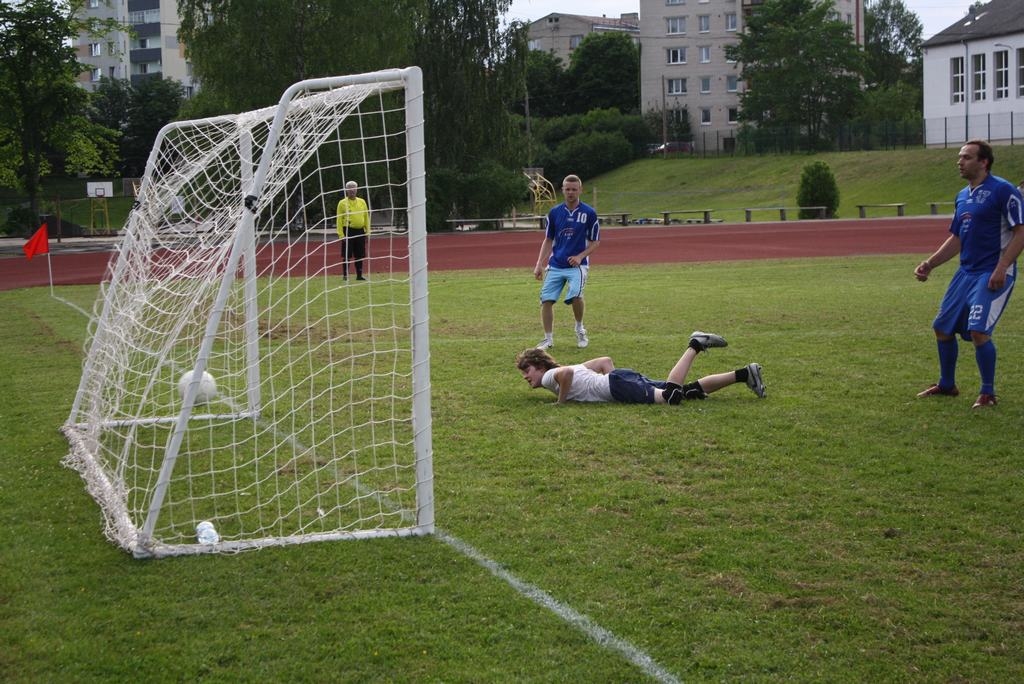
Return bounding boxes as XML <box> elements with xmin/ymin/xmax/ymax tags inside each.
<box><xmin>540</xmin><ymin>265</ymin><xmax>588</xmax><ymax>304</ymax></box>
<box><xmin>933</xmin><ymin>267</ymin><xmax>1016</xmax><ymax>339</ymax></box>
<box><xmin>608</xmin><ymin>369</ymin><xmax>666</xmax><ymax>404</ymax></box>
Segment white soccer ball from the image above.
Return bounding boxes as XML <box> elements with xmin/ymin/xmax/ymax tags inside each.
<box><xmin>178</xmin><ymin>370</ymin><xmax>218</xmax><ymax>404</ymax></box>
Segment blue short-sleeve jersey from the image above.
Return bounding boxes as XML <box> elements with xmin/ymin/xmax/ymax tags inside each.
<box><xmin>545</xmin><ymin>202</ymin><xmax>600</xmax><ymax>269</ymax></box>
<box><xmin>949</xmin><ymin>174</ymin><xmax>1024</xmax><ymax>273</ymax></box>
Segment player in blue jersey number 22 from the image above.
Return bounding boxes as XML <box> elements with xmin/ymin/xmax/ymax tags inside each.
<box><xmin>914</xmin><ymin>140</ymin><xmax>1024</xmax><ymax>408</ymax></box>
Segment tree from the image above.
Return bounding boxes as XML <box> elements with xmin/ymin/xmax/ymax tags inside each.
<box><xmin>859</xmin><ymin>0</ymin><xmax>922</xmax><ymax>124</ymax></box>
<box><xmin>521</xmin><ymin>49</ymin><xmax>566</xmax><ymax>118</ymax></box>
<box><xmin>178</xmin><ymin>0</ymin><xmax>418</xmax><ymax>114</ymax></box>
<box><xmin>864</xmin><ymin>0</ymin><xmax>923</xmax><ymax>89</ymax></box>
<box><xmin>179</xmin><ymin>0</ymin><xmax>529</xmax><ymax>228</ymax></box>
<box><xmin>726</xmin><ymin>0</ymin><xmax>864</xmax><ymax>149</ymax></box>
<box><xmin>643</xmin><ymin>106</ymin><xmax>693</xmax><ymax>145</ymax></box>
<box><xmin>565</xmin><ymin>32</ymin><xmax>639</xmax><ymax>115</ymax></box>
<box><xmin>121</xmin><ymin>78</ymin><xmax>184</xmax><ymax>177</ymax></box>
<box><xmin>90</xmin><ymin>77</ymin><xmax>132</xmax><ymax>135</ymax></box>
<box><xmin>0</xmin><ymin>0</ymin><xmax>122</xmax><ymax>225</ymax></box>
<box><xmin>90</xmin><ymin>77</ymin><xmax>184</xmax><ymax>177</ymax></box>
<box><xmin>410</xmin><ymin>0</ymin><xmax>528</xmax><ymax>225</ymax></box>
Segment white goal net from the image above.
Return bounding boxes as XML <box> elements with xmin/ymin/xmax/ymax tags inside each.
<box><xmin>62</xmin><ymin>68</ymin><xmax>432</xmax><ymax>558</ymax></box>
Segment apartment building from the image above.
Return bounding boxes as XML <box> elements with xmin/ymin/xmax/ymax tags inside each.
<box><xmin>640</xmin><ymin>0</ymin><xmax>864</xmax><ymax>152</ymax></box>
<box><xmin>75</xmin><ymin>0</ymin><xmax>196</xmax><ymax>96</ymax></box>
<box><xmin>921</xmin><ymin>0</ymin><xmax>1024</xmax><ymax>147</ymax></box>
<box><xmin>527</xmin><ymin>12</ymin><xmax>641</xmax><ymax>67</ymax></box>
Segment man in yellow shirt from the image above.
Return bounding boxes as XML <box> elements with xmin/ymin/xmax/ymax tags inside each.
<box><xmin>336</xmin><ymin>180</ymin><xmax>370</xmax><ymax>280</ymax></box>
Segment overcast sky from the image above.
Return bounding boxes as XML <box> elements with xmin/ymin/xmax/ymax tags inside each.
<box><xmin>504</xmin><ymin>0</ymin><xmax>970</xmax><ymax>41</ymax></box>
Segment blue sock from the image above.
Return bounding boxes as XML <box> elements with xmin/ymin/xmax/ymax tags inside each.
<box><xmin>975</xmin><ymin>340</ymin><xmax>996</xmax><ymax>395</ymax></box>
<box><xmin>937</xmin><ymin>338</ymin><xmax>958</xmax><ymax>389</ymax></box>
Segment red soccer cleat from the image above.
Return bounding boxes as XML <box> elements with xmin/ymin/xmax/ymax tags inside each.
<box><xmin>916</xmin><ymin>384</ymin><xmax>960</xmax><ymax>398</ymax></box>
<box><xmin>972</xmin><ymin>394</ymin><xmax>998</xmax><ymax>408</ymax></box>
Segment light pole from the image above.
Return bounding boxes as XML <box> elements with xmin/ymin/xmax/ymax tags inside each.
<box><xmin>963</xmin><ymin>40</ymin><xmax>970</xmax><ymax>141</ymax></box>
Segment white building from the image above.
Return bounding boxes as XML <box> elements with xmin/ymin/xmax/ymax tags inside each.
<box><xmin>639</xmin><ymin>0</ymin><xmax>864</xmax><ymax>153</ymax></box>
<box><xmin>527</xmin><ymin>12</ymin><xmax>641</xmax><ymax>67</ymax></box>
<box><xmin>921</xmin><ymin>0</ymin><xmax>1024</xmax><ymax>147</ymax></box>
<box><xmin>75</xmin><ymin>0</ymin><xmax>196</xmax><ymax>96</ymax></box>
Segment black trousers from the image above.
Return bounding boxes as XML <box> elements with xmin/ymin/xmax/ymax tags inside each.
<box><xmin>342</xmin><ymin>230</ymin><xmax>367</xmax><ymax>277</ymax></box>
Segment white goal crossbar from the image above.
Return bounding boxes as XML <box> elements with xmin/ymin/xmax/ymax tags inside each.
<box><xmin>63</xmin><ymin>68</ymin><xmax>432</xmax><ymax>558</ymax></box>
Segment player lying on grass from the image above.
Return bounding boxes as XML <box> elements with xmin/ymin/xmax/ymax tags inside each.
<box><xmin>515</xmin><ymin>331</ymin><xmax>766</xmax><ymax>405</ymax></box>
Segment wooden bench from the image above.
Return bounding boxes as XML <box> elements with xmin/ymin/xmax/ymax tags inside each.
<box><xmin>929</xmin><ymin>201</ymin><xmax>955</xmax><ymax>215</ymax></box>
<box><xmin>598</xmin><ymin>212</ymin><xmax>631</xmax><ymax>226</ymax></box>
<box><xmin>857</xmin><ymin>203</ymin><xmax>905</xmax><ymax>218</ymax></box>
<box><xmin>445</xmin><ymin>216</ymin><xmax>545</xmax><ymax>232</ymax></box>
<box><xmin>744</xmin><ymin>206</ymin><xmax>826</xmax><ymax>222</ymax></box>
<box><xmin>661</xmin><ymin>209</ymin><xmax>716</xmax><ymax>224</ymax></box>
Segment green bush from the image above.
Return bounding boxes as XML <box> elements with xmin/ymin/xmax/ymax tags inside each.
<box><xmin>3</xmin><ymin>205</ymin><xmax>37</xmax><ymax>236</ymax></box>
<box><xmin>797</xmin><ymin>160</ymin><xmax>839</xmax><ymax>219</ymax></box>
<box><xmin>544</xmin><ymin>131</ymin><xmax>633</xmax><ymax>185</ymax></box>
<box><xmin>425</xmin><ymin>162</ymin><xmax>528</xmax><ymax>230</ymax></box>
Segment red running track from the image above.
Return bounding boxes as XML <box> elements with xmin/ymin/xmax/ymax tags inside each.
<box><xmin>0</xmin><ymin>217</ymin><xmax>949</xmax><ymax>292</ymax></box>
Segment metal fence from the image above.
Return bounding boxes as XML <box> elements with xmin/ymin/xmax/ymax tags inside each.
<box><xmin>683</xmin><ymin>114</ymin><xmax>1023</xmax><ymax>155</ymax></box>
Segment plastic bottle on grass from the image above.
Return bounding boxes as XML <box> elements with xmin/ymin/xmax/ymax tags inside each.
<box><xmin>196</xmin><ymin>520</ymin><xmax>219</xmax><ymax>544</ymax></box>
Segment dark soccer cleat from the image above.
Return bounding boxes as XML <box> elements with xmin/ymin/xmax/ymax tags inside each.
<box><xmin>916</xmin><ymin>384</ymin><xmax>960</xmax><ymax>398</ymax></box>
<box><xmin>689</xmin><ymin>331</ymin><xmax>727</xmax><ymax>352</ymax></box>
<box><xmin>745</xmin><ymin>363</ymin><xmax>766</xmax><ymax>398</ymax></box>
<box><xmin>972</xmin><ymin>394</ymin><xmax>997</xmax><ymax>408</ymax></box>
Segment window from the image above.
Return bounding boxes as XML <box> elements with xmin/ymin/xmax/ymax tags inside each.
<box><xmin>728</xmin><ymin>107</ymin><xmax>739</xmax><ymax>123</ymax></box>
<box><xmin>106</xmin><ymin>41</ymin><xmax>115</xmax><ymax>56</ymax></box>
<box><xmin>951</xmin><ymin>56</ymin><xmax>964</xmax><ymax>104</ymax></box>
<box><xmin>1018</xmin><ymin>48</ymin><xmax>1024</xmax><ymax>97</ymax></box>
<box><xmin>727</xmin><ymin>75</ymin><xmax>738</xmax><ymax>92</ymax></box>
<box><xmin>700</xmin><ymin>46</ymin><xmax>711</xmax><ymax>63</ymax></box>
<box><xmin>128</xmin><ymin>9</ymin><xmax>160</xmax><ymax>23</ymax></box>
<box><xmin>90</xmin><ymin>68</ymin><xmax>101</xmax><ymax>82</ymax></box>
<box><xmin>87</xmin><ymin>0</ymin><xmax>99</xmax><ymax>7</ymax></box>
<box><xmin>667</xmin><ymin>0</ymin><xmax>685</xmax><ymax>4</ymax></box>
<box><xmin>667</xmin><ymin>78</ymin><xmax>687</xmax><ymax>95</ymax></box>
<box><xmin>108</xmin><ymin>66</ymin><xmax>116</xmax><ymax>79</ymax></box>
<box><xmin>700</xmin><ymin>108</ymin><xmax>712</xmax><ymax>125</ymax></box>
<box><xmin>89</xmin><ymin>42</ymin><xmax>101</xmax><ymax>57</ymax></box>
<box><xmin>971</xmin><ymin>53</ymin><xmax>986</xmax><ymax>101</ymax></box>
<box><xmin>528</xmin><ymin>39</ymin><xmax>541</xmax><ymax>50</ymax></box>
<box><xmin>725</xmin><ymin>13</ymin><xmax>737</xmax><ymax>31</ymax></box>
<box><xmin>994</xmin><ymin>49</ymin><xmax>1009</xmax><ymax>100</ymax></box>
<box><xmin>698</xmin><ymin>15</ymin><xmax>710</xmax><ymax>32</ymax></box>
<box><xmin>667</xmin><ymin>17</ymin><xmax>686</xmax><ymax>34</ymax></box>
<box><xmin>700</xmin><ymin>76</ymin><xmax>711</xmax><ymax>93</ymax></box>
<box><xmin>133</xmin><ymin>37</ymin><xmax>150</xmax><ymax>49</ymax></box>
<box><xmin>570</xmin><ymin>35</ymin><xmax>583</xmax><ymax>49</ymax></box>
<box><xmin>667</xmin><ymin>47</ymin><xmax>687</xmax><ymax>64</ymax></box>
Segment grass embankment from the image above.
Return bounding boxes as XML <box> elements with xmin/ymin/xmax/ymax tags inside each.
<box><xmin>586</xmin><ymin>147</ymin><xmax>1024</xmax><ymax>222</ymax></box>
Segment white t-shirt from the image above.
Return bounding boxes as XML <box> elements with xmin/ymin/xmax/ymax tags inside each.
<box><xmin>541</xmin><ymin>364</ymin><xmax>613</xmax><ymax>402</ymax></box>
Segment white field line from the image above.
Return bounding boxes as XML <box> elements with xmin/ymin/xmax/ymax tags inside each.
<box><xmin>437</xmin><ymin>529</ymin><xmax>681</xmax><ymax>684</ymax></box>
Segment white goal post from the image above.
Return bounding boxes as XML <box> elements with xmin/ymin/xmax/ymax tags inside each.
<box><xmin>62</xmin><ymin>68</ymin><xmax>433</xmax><ymax>558</ymax></box>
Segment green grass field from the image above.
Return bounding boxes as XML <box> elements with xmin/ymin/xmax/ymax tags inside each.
<box><xmin>2</xmin><ymin>255</ymin><xmax>1023</xmax><ymax>681</ymax></box>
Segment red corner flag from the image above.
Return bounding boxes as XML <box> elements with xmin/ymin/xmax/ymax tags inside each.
<box><xmin>23</xmin><ymin>223</ymin><xmax>49</xmax><ymax>260</ymax></box>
